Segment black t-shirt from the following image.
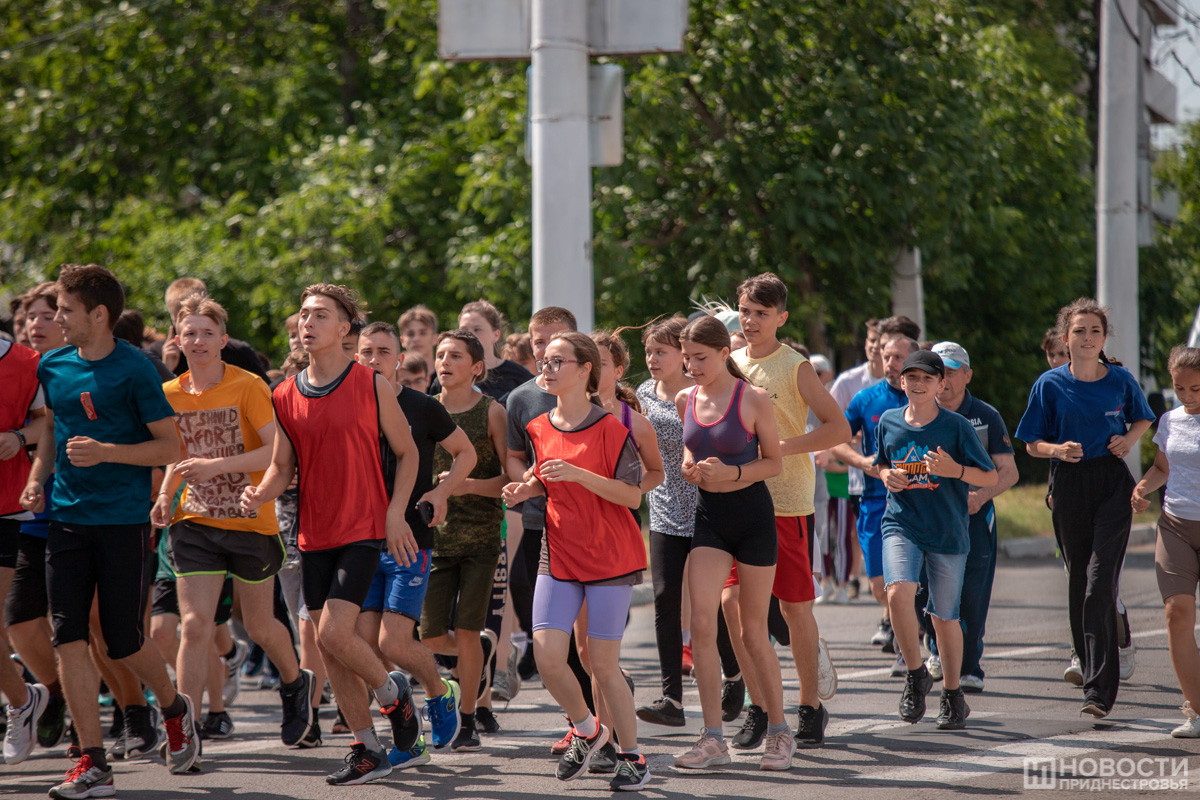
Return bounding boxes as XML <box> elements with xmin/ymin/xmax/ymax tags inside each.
<box><xmin>151</xmin><ymin>336</ymin><xmax>269</xmax><ymax>383</ymax></box>
<box><xmin>427</xmin><ymin>359</ymin><xmax>533</xmax><ymax>402</ymax></box>
<box><xmin>504</xmin><ymin>377</ymin><xmax>559</xmax><ymax>530</ymax></box>
<box><xmin>381</xmin><ymin>386</ymin><xmax>457</xmax><ymax>550</ymax></box>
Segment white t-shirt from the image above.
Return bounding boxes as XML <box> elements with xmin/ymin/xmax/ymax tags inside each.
<box><xmin>830</xmin><ymin>362</ymin><xmax>883</xmax><ymax>496</ymax></box>
<box><xmin>1154</xmin><ymin>406</ymin><xmax>1200</xmax><ymax>522</ymax></box>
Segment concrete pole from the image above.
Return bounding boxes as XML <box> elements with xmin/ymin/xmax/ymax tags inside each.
<box><xmin>530</xmin><ymin>0</ymin><xmax>593</xmax><ymax>331</ymax></box>
<box><xmin>891</xmin><ymin>247</ymin><xmax>926</xmax><ymax>337</ymax></box>
<box><xmin>1096</xmin><ymin>0</ymin><xmax>1141</xmax><ymax>476</ymax></box>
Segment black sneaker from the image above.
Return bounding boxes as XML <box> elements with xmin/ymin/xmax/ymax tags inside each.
<box><xmin>731</xmin><ymin>704</ymin><xmax>767</xmax><ymax>749</ymax></box>
<box><xmin>451</xmin><ymin>724</ymin><xmax>481</xmax><ymax>753</ymax></box>
<box><xmin>556</xmin><ymin>723</ymin><xmax>609</xmax><ymax>781</ymax></box>
<box><xmin>326</xmin><ymin>742</ymin><xmax>392</xmax><ymax>785</ymax></box>
<box><xmin>107</xmin><ymin>704</ymin><xmax>124</xmax><ymax>741</ymax></box>
<box><xmin>66</xmin><ymin>722</ymin><xmax>80</xmax><ymax>761</ymax></box>
<box><xmin>122</xmin><ymin>704</ymin><xmax>164</xmax><ymax>759</ymax></box>
<box><xmin>936</xmin><ymin>689</ymin><xmax>970</xmax><ymax>730</ymax></box>
<box><xmin>588</xmin><ymin>741</ymin><xmax>617</xmax><ymax>774</ymax></box>
<box><xmin>478</xmin><ymin>631</ymin><xmax>497</xmax><ymax>703</ymax></box>
<box><xmin>298</xmin><ymin>716</ymin><xmax>323</xmax><ymax>748</ymax></box>
<box><xmin>280</xmin><ymin>668</ymin><xmax>315</xmax><ymax>746</ymax></box>
<box><xmin>38</xmin><ymin>693</ymin><xmax>67</xmax><ymax>748</ymax></box>
<box><xmin>474</xmin><ymin>707</ymin><xmax>501</xmax><ymax>734</ymax></box>
<box><xmin>636</xmin><ymin>696</ymin><xmax>685</xmax><ymax>727</ymax></box>
<box><xmin>795</xmin><ymin>703</ymin><xmax>828</xmax><ymax>748</ymax></box>
<box><xmin>380</xmin><ymin>671</ymin><xmax>420</xmax><ymax>752</ymax></box>
<box><xmin>899</xmin><ymin>667</ymin><xmax>934</xmax><ymax>723</ymax></box>
<box><xmin>200</xmin><ymin>711</ymin><xmax>235</xmax><ymax>740</ymax></box>
<box><xmin>721</xmin><ymin>676</ymin><xmax>745</xmax><ymax>722</ymax></box>
<box><xmin>609</xmin><ymin>752</ymin><xmax>650</xmax><ymax>792</ymax></box>
<box><xmin>880</xmin><ymin>628</ymin><xmax>896</xmax><ymax>654</ymax></box>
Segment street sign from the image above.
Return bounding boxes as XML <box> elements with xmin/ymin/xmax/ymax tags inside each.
<box><xmin>524</xmin><ymin>64</ymin><xmax>624</xmax><ymax>168</ymax></box>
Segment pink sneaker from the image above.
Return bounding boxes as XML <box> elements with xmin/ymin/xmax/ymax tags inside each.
<box><xmin>674</xmin><ymin>728</ymin><xmax>731</xmax><ymax>769</ymax></box>
<box><xmin>760</xmin><ymin>729</ymin><xmax>795</xmax><ymax>771</ymax></box>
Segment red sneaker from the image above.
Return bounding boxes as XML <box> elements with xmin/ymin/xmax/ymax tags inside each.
<box><xmin>550</xmin><ymin>727</ymin><xmax>575</xmax><ymax>755</ymax></box>
<box><xmin>682</xmin><ymin>644</ymin><xmax>694</xmax><ymax>676</ymax></box>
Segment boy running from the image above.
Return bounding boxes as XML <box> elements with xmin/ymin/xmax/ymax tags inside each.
<box><xmin>874</xmin><ymin>350</ymin><xmax>996</xmax><ymax>730</ymax></box>
<box><xmin>241</xmin><ymin>285</ymin><xmax>421</xmax><ymax>786</ymax></box>
<box><xmin>151</xmin><ymin>294</ymin><xmax>316</xmax><ymax>758</ymax></box>
<box><xmin>354</xmin><ymin>321</ymin><xmax>474</xmax><ymax>765</ymax></box>
<box><xmin>730</xmin><ymin>273</ymin><xmax>850</xmax><ymax>747</ymax></box>
<box><xmin>20</xmin><ymin>264</ymin><xmax>199</xmax><ymax>796</ymax></box>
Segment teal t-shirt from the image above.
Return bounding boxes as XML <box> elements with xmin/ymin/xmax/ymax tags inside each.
<box><xmin>39</xmin><ymin>339</ymin><xmax>176</xmax><ymax>526</ymax></box>
<box><xmin>873</xmin><ymin>406</ymin><xmax>995</xmax><ymax>555</ymax></box>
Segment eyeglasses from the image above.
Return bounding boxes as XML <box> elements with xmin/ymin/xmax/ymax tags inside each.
<box><xmin>535</xmin><ymin>357</ymin><xmax>582</xmax><ymax>374</ymax></box>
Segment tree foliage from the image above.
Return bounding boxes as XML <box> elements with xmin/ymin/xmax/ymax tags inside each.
<box><xmin>1</xmin><ymin>0</ymin><xmax>1100</xmax><ymax>444</ymax></box>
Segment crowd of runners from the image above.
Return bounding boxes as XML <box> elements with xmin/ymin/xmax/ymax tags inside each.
<box><xmin>2</xmin><ymin>264</ymin><xmax>1200</xmax><ymax>797</ymax></box>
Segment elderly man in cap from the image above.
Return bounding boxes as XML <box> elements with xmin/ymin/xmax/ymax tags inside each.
<box><xmin>927</xmin><ymin>342</ymin><xmax>1020</xmax><ymax>693</ymax></box>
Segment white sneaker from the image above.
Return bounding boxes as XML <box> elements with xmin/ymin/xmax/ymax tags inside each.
<box><xmin>814</xmin><ymin>580</ymin><xmax>834</xmax><ymax>605</ymax></box>
<box><xmin>958</xmin><ymin>674</ymin><xmax>984</xmax><ymax>693</ymax></box>
<box><xmin>3</xmin><ymin>683</ymin><xmax>49</xmax><ymax>765</ymax></box>
<box><xmin>926</xmin><ymin>654</ymin><xmax>942</xmax><ymax>681</ymax></box>
<box><xmin>1118</xmin><ymin>641</ymin><xmax>1136</xmax><ymax>681</ymax></box>
<box><xmin>222</xmin><ymin>639</ymin><xmax>250</xmax><ymax>706</ymax></box>
<box><xmin>831</xmin><ymin>586</ymin><xmax>849</xmax><ymax>605</ymax></box>
<box><xmin>1063</xmin><ymin>655</ymin><xmax>1083</xmax><ymax>686</ymax></box>
<box><xmin>890</xmin><ymin>654</ymin><xmax>907</xmax><ymax>678</ymax></box>
<box><xmin>1172</xmin><ymin>702</ymin><xmax>1200</xmax><ymax>738</ymax></box>
<box><xmin>816</xmin><ymin>637</ymin><xmax>837</xmax><ymax>701</ymax></box>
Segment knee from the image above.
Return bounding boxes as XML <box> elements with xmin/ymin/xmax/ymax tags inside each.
<box><xmin>179</xmin><ymin>613</ymin><xmax>213</xmax><ymax>643</ymax></box>
<box><xmin>738</xmin><ymin>622</ymin><xmax>768</xmax><ymax>654</ymax></box>
<box><xmin>1165</xmin><ymin>596</ymin><xmax>1195</xmax><ymax>630</ymax></box>
<box><xmin>690</xmin><ymin>609</ymin><xmax>717</xmax><ymax>640</ymax></box>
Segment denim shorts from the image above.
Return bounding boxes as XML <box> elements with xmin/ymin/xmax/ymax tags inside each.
<box><xmin>882</xmin><ymin>533</ymin><xmax>968</xmax><ymax>621</ymax></box>
<box><xmin>361</xmin><ymin>549</ymin><xmax>432</xmax><ymax>620</ymax></box>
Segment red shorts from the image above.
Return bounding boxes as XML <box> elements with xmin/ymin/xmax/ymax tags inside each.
<box><xmin>724</xmin><ymin>515</ymin><xmax>816</xmax><ymax>603</ymax></box>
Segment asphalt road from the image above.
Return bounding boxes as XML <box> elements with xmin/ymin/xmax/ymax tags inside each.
<box><xmin>5</xmin><ymin>541</ymin><xmax>1199</xmax><ymax>798</ymax></box>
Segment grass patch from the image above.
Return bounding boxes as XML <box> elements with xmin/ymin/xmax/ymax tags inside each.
<box><xmin>994</xmin><ymin>483</ymin><xmax>1159</xmax><ymax>540</ymax></box>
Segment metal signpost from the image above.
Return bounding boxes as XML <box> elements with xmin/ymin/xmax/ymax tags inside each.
<box><xmin>439</xmin><ymin>0</ymin><xmax>688</xmax><ymax>332</ymax></box>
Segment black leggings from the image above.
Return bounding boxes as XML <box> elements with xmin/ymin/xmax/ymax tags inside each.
<box><xmin>650</xmin><ymin>531</ymin><xmax>691</xmax><ymax>701</ymax></box>
<box><xmin>1050</xmin><ymin>456</ymin><xmax>1134</xmax><ymax>711</ymax></box>
<box><xmin>511</xmin><ymin>529</ymin><xmax>543</xmax><ymax>635</ymax></box>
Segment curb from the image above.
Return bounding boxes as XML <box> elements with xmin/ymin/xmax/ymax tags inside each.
<box><xmin>998</xmin><ymin>522</ymin><xmax>1155</xmax><ymax>560</ymax></box>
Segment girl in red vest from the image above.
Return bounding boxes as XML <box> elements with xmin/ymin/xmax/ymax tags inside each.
<box><xmin>502</xmin><ymin>332</ymin><xmax>649</xmax><ymax>792</ymax></box>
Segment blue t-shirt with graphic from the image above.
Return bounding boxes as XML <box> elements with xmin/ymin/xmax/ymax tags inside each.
<box><xmin>874</xmin><ymin>406</ymin><xmax>995</xmax><ymax>554</ymax></box>
<box><xmin>845</xmin><ymin>380</ymin><xmax>907</xmax><ymax>500</ymax></box>
<box><xmin>38</xmin><ymin>340</ymin><xmax>176</xmax><ymax>525</ymax></box>
<box><xmin>1015</xmin><ymin>364</ymin><xmax>1154</xmax><ymax>461</ymax></box>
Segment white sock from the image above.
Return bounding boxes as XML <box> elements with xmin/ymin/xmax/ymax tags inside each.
<box><xmin>372</xmin><ymin>676</ymin><xmax>399</xmax><ymax>708</ymax></box>
<box><xmin>574</xmin><ymin>714</ymin><xmax>598</xmax><ymax>738</ymax></box>
<box><xmin>681</xmin><ymin>630</ymin><xmax>691</xmax><ymax>647</ymax></box>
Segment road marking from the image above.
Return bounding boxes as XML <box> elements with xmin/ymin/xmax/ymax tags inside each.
<box><xmin>838</xmin><ymin>623</ymin><xmax>1199</xmax><ymax>682</ymax></box>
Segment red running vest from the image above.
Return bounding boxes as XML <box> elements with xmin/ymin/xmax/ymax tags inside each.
<box><xmin>0</xmin><ymin>344</ymin><xmax>40</xmax><ymax>515</ymax></box>
<box><xmin>272</xmin><ymin>362</ymin><xmax>387</xmax><ymax>551</ymax></box>
<box><xmin>527</xmin><ymin>411</ymin><xmax>645</xmax><ymax>583</ymax></box>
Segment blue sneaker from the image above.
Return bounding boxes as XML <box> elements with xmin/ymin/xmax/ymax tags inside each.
<box><xmin>423</xmin><ymin>679</ymin><xmax>461</xmax><ymax>749</ymax></box>
<box><xmin>388</xmin><ymin>733</ymin><xmax>432</xmax><ymax>769</ymax></box>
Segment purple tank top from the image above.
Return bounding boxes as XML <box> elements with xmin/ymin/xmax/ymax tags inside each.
<box><xmin>682</xmin><ymin>380</ymin><xmax>759</xmax><ymax>466</ymax></box>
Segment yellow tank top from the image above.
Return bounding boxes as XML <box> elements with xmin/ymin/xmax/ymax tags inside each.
<box><xmin>732</xmin><ymin>345</ymin><xmax>814</xmax><ymax>516</ymax></box>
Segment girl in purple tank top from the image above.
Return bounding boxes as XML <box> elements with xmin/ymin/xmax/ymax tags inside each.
<box><xmin>672</xmin><ymin>315</ymin><xmax>789</xmax><ymax>772</ymax></box>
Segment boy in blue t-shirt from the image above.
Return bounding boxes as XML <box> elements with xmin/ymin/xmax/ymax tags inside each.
<box><xmin>872</xmin><ymin>350</ymin><xmax>996</xmax><ymax>731</ymax></box>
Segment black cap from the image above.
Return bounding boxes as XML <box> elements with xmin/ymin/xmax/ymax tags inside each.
<box><xmin>902</xmin><ymin>349</ymin><xmax>945</xmax><ymax>378</ymax></box>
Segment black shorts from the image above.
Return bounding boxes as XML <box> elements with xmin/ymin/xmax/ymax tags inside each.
<box><xmin>692</xmin><ymin>482</ymin><xmax>777</xmax><ymax>567</ymax></box>
<box><xmin>47</xmin><ymin>521</ymin><xmax>153</xmax><ymax>660</ymax></box>
<box><xmin>0</xmin><ymin>517</ymin><xmax>20</xmax><ymax>569</ymax></box>
<box><xmin>300</xmin><ymin>540</ymin><xmax>383</xmax><ymax>612</ymax></box>
<box><xmin>5</xmin><ymin>533</ymin><xmax>48</xmax><ymax>626</ymax></box>
<box><xmin>151</xmin><ymin>576</ymin><xmax>234</xmax><ymax>625</ymax></box>
<box><xmin>168</xmin><ymin>519</ymin><xmax>285</xmax><ymax>583</ymax></box>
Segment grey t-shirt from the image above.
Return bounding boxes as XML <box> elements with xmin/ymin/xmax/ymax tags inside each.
<box><xmin>505</xmin><ymin>377</ymin><xmax>559</xmax><ymax>530</ymax></box>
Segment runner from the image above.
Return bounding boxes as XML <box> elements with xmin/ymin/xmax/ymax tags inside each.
<box><xmin>830</xmin><ymin>336</ymin><xmax>919</xmax><ymax>657</ymax></box>
<box><xmin>240</xmin><ymin>284</ymin><xmax>423</xmax><ymax>785</ymax></box>
<box><xmin>420</xmin><ymin>329</ymin><xmax>510</xmax><ymax>752</ymax></box>
<box><xmin>669</xmin><ymin>315</ymin><xmax>790</xmax><ymax>772</ymax></box>
<box><xmin>1131</xmin><ymin>345</ymin><xmax>1200</xmax><ymax>737</ymax></box>
<box><xmin>353</xmin><ymin>320</ymin><xmax>473</xmax><ymax>765</ymax></box>
<box><xmin>502</xmin><ymin>331</ymin><xmax>650</xmax><ymax>791</ymax></box>
<box><xmin>925</xmin><ymin>343</ymin><xmax>1019</xmax><ymax>693</ymax></box>
<box><xmin>20</xmin><ymin>264</ymin><xmax>199</xmax><ymax>796</ymax></box>
<box><xmin>1015</xmin><ymin>298</ymin><xmax>1154</xmax><ymax>718</ymax></box>
<box><xmin>398</xmin><ymin>305</ymin><xmax>438</xmax><ymax>391</ymax></box>
<box><xmin>4</xmin><ymin>284</ymin><xmax>69</xmax><ymax>755</ymax></box>
<box><xmin>730</xmin><ymin>273</ymin><xmax>850</xmax><ymax>748</ymax></box>
<box><xmin>430</xmin><ymin>300</ymin><xmax>533</xmax><ymax>398</ymax></box>
<box><xmin>632</xmin><ymin>316</ymin><xmax>697</xmax><ymax>729</ymax></box>
<box><xmin>874</xmin><ymin>349</ymin><xmax>997</xmax><ymax>729</ymax></box>
<box><xmin>398</xmin><ymin>354</ymin><xmax>430</xmax><ymax>392</ymax></box>
<box><xmin>151</xmin><ymin>294</ymin><xmax>316</xmax><ymax>759</ymax></box>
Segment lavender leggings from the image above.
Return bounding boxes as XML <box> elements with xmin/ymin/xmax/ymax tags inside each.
<box><xmin>532</xmin><ymin>574</ymin><xmax>633</xmax><ymax>641</ymax></box>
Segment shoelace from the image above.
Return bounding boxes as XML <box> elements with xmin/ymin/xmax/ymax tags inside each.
<box><xmin>164</xmin><ymin>711</ymin><xmax>189</xmax><ymax>752</ymax></box>
<box><xmin>764</xmin><ymin>732</ymin><xmax>784</xmax><ymax>758</ymax></box>
<box><xmin>1184</xmin><ymin>702</ymin><xmax>1199</xmax><ymax>721</ymax></box>
<box><xmin>62</xmin><ymin>754</ymin><xmax>93</xmax><ymax>782</ymax></box>
<box><xmin>344</xmin><ymin>743</ymin><xmax>367</xmax><ymax>764</ymax></box>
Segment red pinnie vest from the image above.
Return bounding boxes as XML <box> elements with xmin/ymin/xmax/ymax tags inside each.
<box><xmin>0</xmin><ymin>344</ymin><xmax>40</xmax><ymax>515</ymax></box>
